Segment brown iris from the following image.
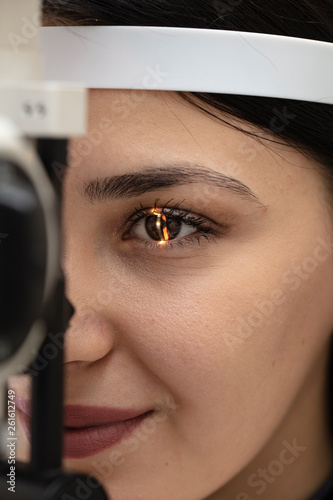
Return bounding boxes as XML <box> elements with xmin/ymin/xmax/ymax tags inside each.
<box><xmin>145</xmin><ymin>211</ymin><xmax>182</xmax><ymax>242</ymax></box>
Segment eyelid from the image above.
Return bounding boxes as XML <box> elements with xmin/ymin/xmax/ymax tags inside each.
<box><xmin>124</xmin><ymin>202</ymin><xmax>213</xmax><ymax>235</ymax></box>
<box><xmin>124</xmin><ymin>198</ymin><xmax>226</xmax><ymax>230</ymax></box>
<box><xmin>120</xmin><ymin>199</ymin><xmax>232</xmax><ymax>257</ymax></box>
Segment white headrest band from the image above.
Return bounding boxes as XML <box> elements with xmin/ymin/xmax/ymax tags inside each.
<box><xmin>40</xmin><ymin>26</ymin><xmax>333</xmax><ymax>104</ymax></box>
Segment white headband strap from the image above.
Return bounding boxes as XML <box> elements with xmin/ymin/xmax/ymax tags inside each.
<box><xmin>40</xmin><ymin>26</ymin><xmax>333</xmax><ymax>104</ymax></box>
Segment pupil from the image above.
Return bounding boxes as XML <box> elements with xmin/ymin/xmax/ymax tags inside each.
<box><xmin>145</xmin><ymin>214</ymin><xmax>182</xmax><ymax>241</ymax></box>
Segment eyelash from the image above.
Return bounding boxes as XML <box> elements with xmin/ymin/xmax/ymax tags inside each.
<box><xmin>122</xmin><ymin>198</ymin><xmax>222</xmax><ymax>252</ymax></box>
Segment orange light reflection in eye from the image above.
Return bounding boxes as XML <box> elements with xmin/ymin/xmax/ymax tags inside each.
<box><xmin>161</xmin><ymin>214</ymin><xmax>169</xmax><ymax>242</ymax></box>
<box><xmin>150</xmin><ymin>208</ymin><xmax>170</xmax><ymax>243</ymax></box>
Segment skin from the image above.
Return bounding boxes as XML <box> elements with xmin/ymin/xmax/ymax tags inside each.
<box><xmin>10</xmin><ymin>89</ymin><xmax>333</xmax><ymax>500</ymax></box>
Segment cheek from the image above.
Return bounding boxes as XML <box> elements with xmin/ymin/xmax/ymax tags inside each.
<box><xmin>126</xmin><ymin>242</ymin><xmax>333</xmax><ymax>387</ymax></box>
<box><xmin>117</xmin><ymin>235</ymin><xmax>333</xmax><ymax>441</ymax></box>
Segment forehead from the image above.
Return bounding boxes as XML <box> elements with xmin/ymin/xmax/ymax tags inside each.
<box><xmin>83</xmin><ymin>89</ymin><xmax>272</xmax><ymax>168</ymax></box>
<box><xmin>86</xmin><ymin>89</ymin><xmax>224</xmax><ymax>137</ymax></box>
<box><xmin>71</xmin><ymin>89</ymin><xmax>326</xmax><ymax>203</ymax></box>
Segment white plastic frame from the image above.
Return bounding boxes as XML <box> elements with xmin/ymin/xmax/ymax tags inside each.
<box><xmin>40</xmin><ymin>26</ymin><xmax>333</xmax><ymax>104</ymax></box>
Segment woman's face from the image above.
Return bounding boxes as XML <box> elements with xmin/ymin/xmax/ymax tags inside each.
<box><xmin>13</xmin><ymin>90</ymin><xmax>333</xmax><ymax>500</ymax></box>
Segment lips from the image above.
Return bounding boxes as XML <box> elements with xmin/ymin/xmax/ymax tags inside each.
<box><xmin>16</xmin><ymin>398</ymin><xmax>153</xmax><ymax>459</ymax></box>
<box><xmin>64</xmin><ymin>405</ymin><xmax>151</xmax><ymax>428</ymax></box>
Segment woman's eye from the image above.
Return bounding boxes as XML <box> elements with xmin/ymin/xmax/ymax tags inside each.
<box><xmin>133</xmin><ymin>210</ymin><xmax>198</xmax><ymax>244</ymax></box>
<box><xmin>122</xmin><ymin>201</ymin><xmax>222</xmax><ymax>253</ymax></box>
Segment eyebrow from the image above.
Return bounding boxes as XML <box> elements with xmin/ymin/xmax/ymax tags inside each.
<box><xmin>82</xmin><ymin>163</ymin><xmax>262</xmax><ymax>205</ymax></box>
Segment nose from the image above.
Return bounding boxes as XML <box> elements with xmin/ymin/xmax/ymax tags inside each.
<box><xmin>64</xmin><ymin>305</ymin><xmax>115</xmax><ymax>364</ymax></box>
<box><xmin>60</xmin><ymin>176</ymin><xmax>123</xmax><ymax>365</ymax></box>
<box><xmin>61</xmin><ymin>243</ymin><xmax>117</xmax><ymax>365</ymax></box>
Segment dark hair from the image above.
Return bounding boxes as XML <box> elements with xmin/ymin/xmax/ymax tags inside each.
<box><xmin>43</xmin><ymin>0</ymin><xmax>333</xmax><ymax>182</ymax></box>
<box><xmin>42</xmin><ymin>0</ymin><xmax>333</xmax><ymax>435</ymax></box>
